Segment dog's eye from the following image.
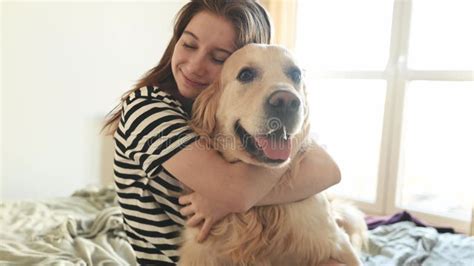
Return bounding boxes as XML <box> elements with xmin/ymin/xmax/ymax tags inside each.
<box><xmin>237</xmin><ymin>68</ymin><xmax>256</xmax><ymax>83</ymax></box>
<box><xmin>288</xmin><ymin>68</ymin><xmax>302</xmax><ymax>84</ymax></box>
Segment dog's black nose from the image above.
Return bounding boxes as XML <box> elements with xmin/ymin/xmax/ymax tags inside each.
<box><xmin>266</xmin><ymin>90</ymin><xmax>301</xmax><ymax>116</ymax></box>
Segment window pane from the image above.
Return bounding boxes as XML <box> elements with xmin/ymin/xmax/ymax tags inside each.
<box><xmin>399</xmin><ymin>81</ymin><xmax>474</xmax><ymax>221</ymax></box>
<box><xmin>307</xmin><ymin>79</ymin><xmax>386</xmax><ymax>202</ymax></box>
<box><xmin>409</xmin><ymin>0</ymin><xmax>474</xmax><ymax>70</ymax></box>
<box><xmin>295</xmin><ymin>0</ymin><xmax>392</xmax><ymax>71</ymax></box>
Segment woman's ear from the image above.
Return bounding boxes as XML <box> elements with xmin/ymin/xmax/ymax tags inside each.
<box><xmin>190</xmin><ymin>80</ymin><xmax>221</xmax><ymax>137</ymax></box>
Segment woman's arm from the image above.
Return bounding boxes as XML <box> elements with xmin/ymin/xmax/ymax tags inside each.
<box><xmin>255</xmin><ymin>143</ymin><xmax>341</xmax><ymax>207</ymax></box>
<box><xmin>163</xmin><ymin>138</ymin><xmax>288</xmax><ymax>212</ymax></box>
<box><xmin>169</xmin><ymin>140</ymin><xmax>340</xmax><ymax>212</ymax></box>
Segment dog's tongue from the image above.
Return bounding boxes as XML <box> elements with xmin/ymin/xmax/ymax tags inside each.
<box><xmin>255</xmin><ymin>136</ymin><xmax>292</xmax><ymax>161</ymax></box>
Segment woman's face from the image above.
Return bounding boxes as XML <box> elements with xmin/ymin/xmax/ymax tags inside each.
<box><xmin>171</xmin><ymin>11</ymin><xmax>237</xmax><ymax>100</ymax></box>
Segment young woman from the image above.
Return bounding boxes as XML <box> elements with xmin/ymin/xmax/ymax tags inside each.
<box><xmin>104</xmin><ymin>0</ymin><xmax>341</xmax><ymax>264</ymax></box>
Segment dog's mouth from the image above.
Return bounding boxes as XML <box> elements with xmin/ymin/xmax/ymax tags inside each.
<box><xmin>234</xmin><ymin>120</ymin><xmax>292</xmax><ymax>164</ymax></box>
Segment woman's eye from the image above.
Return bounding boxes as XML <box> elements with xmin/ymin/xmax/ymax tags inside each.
<box><xmin>212</xmin><ymin>58</ymin><xmax>225</xmax><ymax>64</ymax></box>
<box><xmin>288</xmin><ymin>68</ymin><xmax>302</xmax><ymax>84</ymax></box>
<box><xmin>237</xmin><ymin>67</ymin><xmax>257</xmax><ymax>83</ymax></box>
<box><xmin>183</xmin><ymin>43</ymin><xmax>196</xmax><ymax>49</ymax></box>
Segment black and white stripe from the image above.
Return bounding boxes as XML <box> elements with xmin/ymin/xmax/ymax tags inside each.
<box><xmin>113</xmin><ymin>86</ymin><xmax>199</xmax><ymax>265</ymax></box>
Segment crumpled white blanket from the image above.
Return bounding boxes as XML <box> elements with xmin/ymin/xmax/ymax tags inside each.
<box><xmin>361</xmin><ymin>221</ymin><xmax>474</xmax><ymax>266</ymax></box>
<box><xmin>0</xmin><ymin>186</ymin><xmax>136</xmax><ymax>265</ymax></box>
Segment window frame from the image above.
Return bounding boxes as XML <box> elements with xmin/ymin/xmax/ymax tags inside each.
<box><xmin>296</xmin><ymin>0</ymin><xmax>473</xmax><ymax>233</ymax></box>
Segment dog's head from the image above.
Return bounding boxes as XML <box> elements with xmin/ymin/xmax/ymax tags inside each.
<box><xmin>191</xmin><ymin>44</ymin><xmax>309</xmax><ymax>167</ymax></box>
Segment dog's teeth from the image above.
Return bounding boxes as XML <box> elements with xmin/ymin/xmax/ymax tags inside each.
<box><xmin>282</xmin><ymin>127</ymin><xmax>288</xmax><ymax>140</ymax></box>
<box><xmin>264</xmin><ymin>127</ymin><xmax>278</xmax><ymax>135</ymax></box>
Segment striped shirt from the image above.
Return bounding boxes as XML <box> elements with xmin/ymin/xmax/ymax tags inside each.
<box><xmin>113</xmin><ymin>86</ymin><xmax>199</xmax><ymax>265</ymax></box>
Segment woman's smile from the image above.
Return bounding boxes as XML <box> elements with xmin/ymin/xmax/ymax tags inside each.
<box><xmin>180</xmin><ymin>68</ymin><xmax>209</xmax><ymax>90</ymax></box>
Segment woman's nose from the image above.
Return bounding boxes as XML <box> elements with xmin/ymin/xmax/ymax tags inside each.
<box><xmin>186</xmin><ymin>53</ymin><xmax>207</xmax><ymax>77</ymax></box>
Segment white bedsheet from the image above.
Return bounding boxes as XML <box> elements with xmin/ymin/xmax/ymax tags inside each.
<box><xmin>0</xmin><ymin>186</ymin><xmax>136</xmax><ymax>265</ymax></box>
<box><xmin>361</xmin><ymin>221</ymin><xmax>474</xmax><ymax>266</ymax></box>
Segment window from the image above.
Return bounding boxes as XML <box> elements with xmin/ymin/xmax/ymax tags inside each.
<box><xmin>295</xmin><ymin>0</ymin><xmax>473</xmax><ymax>233</ymax></box>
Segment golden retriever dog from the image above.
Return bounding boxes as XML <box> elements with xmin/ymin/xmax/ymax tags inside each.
<box><xmin>179</xmin><ymin>44</ymin><xmax>367</xmax><ymax>266</ymax></box>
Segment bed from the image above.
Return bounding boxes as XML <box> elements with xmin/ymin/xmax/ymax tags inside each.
<box><xmin>1</xmin><ymin>186</ymin><xmax>473</xmax><ymax>265</ymax></box>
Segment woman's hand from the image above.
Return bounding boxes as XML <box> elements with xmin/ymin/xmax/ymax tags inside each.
<box><xmin>179</xmin><ymin>192</ymin><xmax>232</xmax><ymax>242</ymax></box>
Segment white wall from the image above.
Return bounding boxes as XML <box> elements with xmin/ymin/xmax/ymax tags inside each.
<box><xmin>0</xmin><ymin>0</ymin><xmax>3</xmax><ymax>201</ymax></box>
<box><xmin>1</xmin><ymin>1</ymin><xmax>183</xmax><ymax>200</ymax></box>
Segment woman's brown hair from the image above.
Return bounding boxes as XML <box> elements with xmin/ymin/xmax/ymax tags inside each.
<box><xmin>103</xmin><ymin>0</ymin><xmax>272</xmax><ymax>134</ymax></box>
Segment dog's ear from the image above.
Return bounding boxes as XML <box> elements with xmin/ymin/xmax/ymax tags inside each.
<box><xmin>190</xmin><ymin>80</ymin><xmax>221</xmax><ymax>137</ymax></box>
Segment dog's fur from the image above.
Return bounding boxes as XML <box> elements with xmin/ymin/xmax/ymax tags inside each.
<box><xmin>179</xmin><ymin>44</ymin><xmax>367</xmax><ymax>266</ymax></box>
